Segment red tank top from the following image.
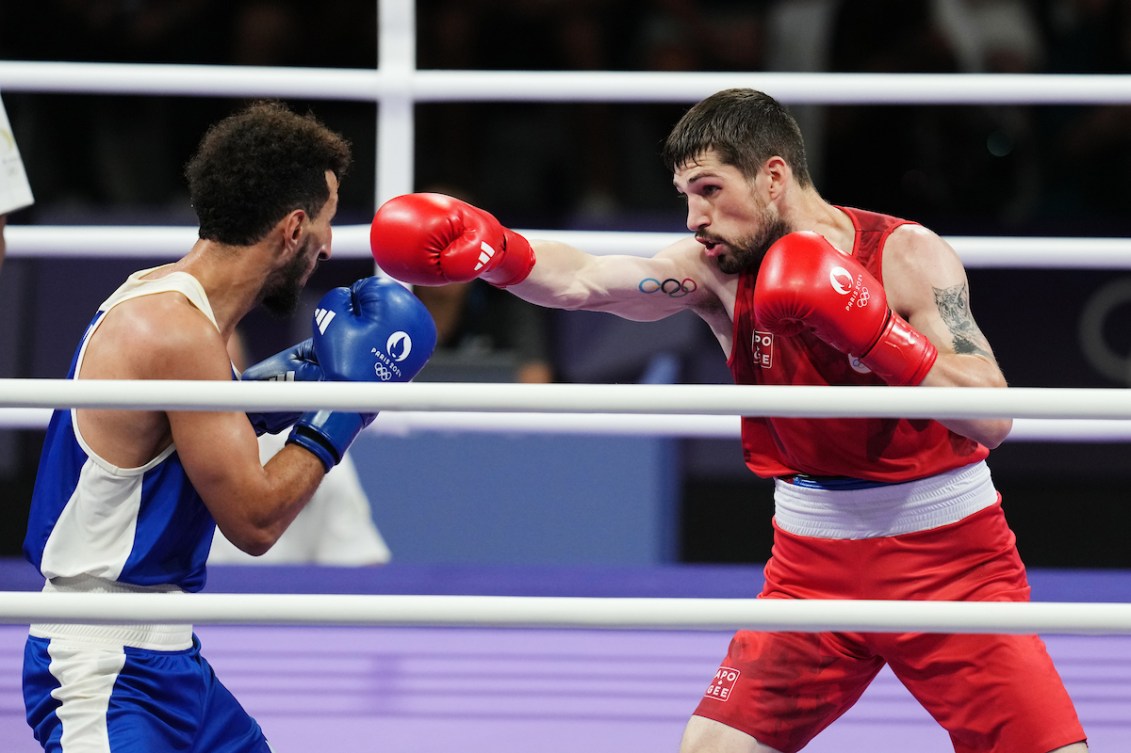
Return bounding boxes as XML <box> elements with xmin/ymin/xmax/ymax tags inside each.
<box><xmin>726</xmin><ymin>206</ymin><xmax>988</xmax><ymax>481</ymax></box>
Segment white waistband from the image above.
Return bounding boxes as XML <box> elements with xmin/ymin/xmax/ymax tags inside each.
<box><xmin>28</xmin><ymin>575</ymin><xmax>193</xmax><ymax>651</ymax></box>
<box><xmin>773</xmin><ymin>461</ymin><xmax>998</xmax><ymax>539</ymax></box>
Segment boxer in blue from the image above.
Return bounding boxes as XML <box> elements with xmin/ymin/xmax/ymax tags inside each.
<box><xmin>21</xmin><ymin>101</ymin><xmax>436</xmax><ymax>752</ymax></box>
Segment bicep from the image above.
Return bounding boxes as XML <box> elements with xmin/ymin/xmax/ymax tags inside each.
<box><xmin>885</xmin><ymin>229</ymin><xmax>997</xmax><ymax>362</ymax></box>
<box><xmin>145</xmin><ymin>313</ymin><xmax>273</xmax><ymax>517</ymax></box>
<box><xmin>176</xmin><ymin>410</ymin><xmax>323</xmax><ymax>553</ymax></box>
<box><xmin>169</xmin><ymin>368</ymin><xmax>323</xmax><ymax>543</ymax></box>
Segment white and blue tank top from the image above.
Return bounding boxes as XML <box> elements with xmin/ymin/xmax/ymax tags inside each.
<box><xmin>23</xmin><ymin>268</ymin><xmax>222</xmax><ymax>593</ymax></box>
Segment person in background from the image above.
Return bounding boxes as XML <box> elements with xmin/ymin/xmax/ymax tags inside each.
<box><xmin>0</xmin><ymin>91</ymin><xmax>35</xmax><ymax>274</ymax></box>
<box><xmin>414</xmin><ymin>280</ymin><xmax>554</xmax><ymax>383</ymax></box>
<box><xmin>207</xmin><ymin>429</ymin><xmax>392</xmax><ymax>565</ymax></box>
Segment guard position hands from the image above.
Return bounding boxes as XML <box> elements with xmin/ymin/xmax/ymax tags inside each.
<box><xmin>287</xmin><ymin>276</ymin><xmax>438</xmax><ymax>470</ymax></box>
<box><xmin>241</xmin><ymin>339</ymin><xmax>321</xmax><ymax>436</ymax></box>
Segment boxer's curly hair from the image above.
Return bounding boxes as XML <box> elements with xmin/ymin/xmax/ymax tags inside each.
<box><xmin>661</xmin><ymin>88</ymin><xmax>812</xmax><ymax>188</ymax></box>
<box><xmin>185</xmin><ymin>100</ymin><xmax>352</xmax><ymax>245</ymax></box>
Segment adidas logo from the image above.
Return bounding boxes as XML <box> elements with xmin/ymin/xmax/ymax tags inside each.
<box><xmin>263</xmin><ymin>371</ymin><xmax>295</xmax><ymax>382</ymax></box>
<box><xmin>314</xmin><ymin>308</ymin><xmax>336</xmax><ymax>335</ymax></box>
<box><xmin>473</xmin><ymin>240</ymin><xmax>496</xmax><ymax>272</ymax></box>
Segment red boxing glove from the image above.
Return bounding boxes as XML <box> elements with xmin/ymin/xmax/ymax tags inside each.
<box><xmin>369</xmin><ymin>193</ymin><xmax>536</xmax><ymax>288</ymax></box>
<box><xmin>754</xmin><ymin>231</ymin><xmax>938</xmax><ymax>386</ymax></box>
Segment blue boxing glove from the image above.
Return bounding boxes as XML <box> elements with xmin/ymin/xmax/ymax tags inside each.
<box><xmin>288</xmin><ymin>277</ymin><xmax>437</xmax><ymax>470</ymax></box>
<box><xmin>241</xmin><ymin>339</ymin><xmax>322</xmax><ymax>435</ymax></box>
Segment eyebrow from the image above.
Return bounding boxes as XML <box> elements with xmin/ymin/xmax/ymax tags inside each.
<box><xmin>674</xmin><ymin>170</ymin><xmax>720</xmax><ymax>190</ymax></box>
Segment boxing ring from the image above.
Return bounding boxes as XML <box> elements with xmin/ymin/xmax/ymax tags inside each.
<box><xmin>3</xmin><ymin>2</ymin><xmax>1131</xmax><ymax>750</ymax></box>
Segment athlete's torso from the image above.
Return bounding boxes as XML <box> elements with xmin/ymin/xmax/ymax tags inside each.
<box><xmin>23</xmin><ymin>268</ymin><xmax>221</xmax><ymax>592</ymax></box>
<box><xmin>727</xmin><ymin>206</ymin><xmax>988</xmax><ymax>481</ymax></box>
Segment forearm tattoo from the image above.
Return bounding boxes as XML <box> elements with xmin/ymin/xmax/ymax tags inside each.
<box><xmin>933</xmin><ymin>283</ymin><xmax>991</xmax><ymax>357</ymax></box>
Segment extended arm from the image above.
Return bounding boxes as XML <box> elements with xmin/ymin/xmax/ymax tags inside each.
<box><xmin>516</xmin><ymin>238</ymin><xmax>712</xmax><ymax>321</ymax></box>
<box><xmin>369</xmin><ymin>192</ymin><xmax>718</xmax><ymax>323</ymax></box>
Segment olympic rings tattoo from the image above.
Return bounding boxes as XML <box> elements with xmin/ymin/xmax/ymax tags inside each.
<box><xmin>639</xmin><ymin>277</ymin><xmax>698</xmax><ymax>297</ymax></box>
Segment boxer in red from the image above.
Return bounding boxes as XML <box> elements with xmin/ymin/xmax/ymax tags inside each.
<box><xmin>369</xmin><ymin>88</ymin><xmax>1087</xmax><ymax>753</ymax></box>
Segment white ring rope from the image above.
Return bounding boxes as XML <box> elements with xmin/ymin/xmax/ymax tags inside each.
<box><xmin>5</xmin><ymin>62</ymin><xmax>1131</xmax><ymax>105</ymax></box>
<box><xmin>7</xmin><ymin>226</ymin><xmax>1131</xmax><ymax>269</ymax></box>
<box><xmin>1</xmin><ymin>407</ymin><xmax>1128</xmax><ymax>444</ymax></box>
<box><xmin>406</xmin><ymin>71</ymin><xmax>1131</xmax><ymax>106</ymax></box>
<box><xmin>1</xmin><ymin>592</ymin><xmax>1129</xmax><ymax>634</ymax></box>
<box><xmin>0</xmin><ymin>380</ymin><xmax>1128</xmax><ymax>420</ymax></box>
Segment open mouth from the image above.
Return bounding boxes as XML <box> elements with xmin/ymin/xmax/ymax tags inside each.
<box><xmin>697</xmin><ymin>236</ymin><xmax>722</xmax><ymax>255</ymax></box>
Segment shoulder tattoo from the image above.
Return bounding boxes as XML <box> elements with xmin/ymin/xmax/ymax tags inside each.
<box><xmin>932</xmin><ymin>283</ymin><xmax>991</xmax><ymax>357</ymax></box>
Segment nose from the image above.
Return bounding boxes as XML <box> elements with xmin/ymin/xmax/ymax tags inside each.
<box><xmin>319</xmin><ymin>228</ymin><xmax>333</xmax><ymax>261</ymax></box>
<box><xmin>685</xmin><ymin>196</ymin><xmax>708</xmax><ymax>233</ymax></box>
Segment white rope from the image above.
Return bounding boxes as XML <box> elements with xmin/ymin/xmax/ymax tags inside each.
<box><xmin>0</xmin><ymin>61</ymin><xmax>385</xmax><ymax>101</ymax></box>
<box><xmin>3</xmin><ymin>225</ymin><xmax>201</xmax><ymax>259</ymax></box>
<box><xmin>2</xmin><ymin>407</ymin><xmax>1129</xmax><ymax>443</ymax></box>
<box><xmin>358</xmin><ymin>413</ymin><xmax>1131</xmax><ymax>442</ymax></box>
<box><xmin>6</xmin><ymin>225</ymin><xmax>1131</xmax><ymax>269</ymax></box>
<box><xmin>1</xmin><ymin>591</ymin><xmax>1128</xmax><ymax>634</ymax></box>
<box><xmin>5</xmin><ymin>62</ymin><xmax>1131</xmax><ymax>105</ymax></box>
<box><xmin>537</xmin><ymin>233</ymin><xmax>1131</xmax><ymax>269</ymax></box>
<box><xmin>0</xmin><ymin>380</ymin><xmax>1129</xmax><ymax>421</ymax></box>
<box><xmin>412</xmin><ymin>70</ymin><xmax>1131</xmax><ymax>106</ymax></box>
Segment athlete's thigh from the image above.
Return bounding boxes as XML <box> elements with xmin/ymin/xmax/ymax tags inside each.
<box><xmin>105</xmin><ymin>644</ymin><xmax>211</xmax><ymax>752</ymax></box>
<box><xmin>887</xmin><ymin>631</ymin><xmax>1085</xmax><ymax>753</ymax></box>
<box><xmin>107</xmin><ymin>642</ymin><xmax>269</xmax><ymax>753</ymax></box>
<box><xmin>690</xmin><ymin>629</ymin><xmax>883</xmax><ymax>753</ymax></box>
<box><xmin>189</xmin><ymin>652</ymin><xmax>271</xmax><ymax>753</ymax></box>
<box><xmin>24</xmin><ymin>636</ymin><xmax>198</xmax><ymax>753</ymax></box>
<box><xmin>23</xmin><ymin>636</ymin><xmax>103</xmax><ymax>752</ymax></box>
<box><xmin>681</xmin><ymin>715</ymin><xmax>784</xmax><ymax>753</ymax></box>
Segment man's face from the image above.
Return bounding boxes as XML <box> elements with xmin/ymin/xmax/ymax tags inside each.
<box><xmin>262</xmin><ymin>171</ymin><xmax>339</xmax><ymax>316</ymax></box>
<box><xmin>673</xmin><ymin>151</ymin><xmax>790</xmax><ymax>275</ymax></box>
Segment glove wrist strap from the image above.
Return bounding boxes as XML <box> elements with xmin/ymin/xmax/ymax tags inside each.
<box><xmin>484</xmin><ymin>230</ymin><xmax>536</xmax><ymax>288</ymax></box>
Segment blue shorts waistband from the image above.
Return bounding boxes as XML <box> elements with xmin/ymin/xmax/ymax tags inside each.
<box><xmin>782</xmin><ymin>474</ymin><xmax>895</xmax><ymax>491</ymax></box>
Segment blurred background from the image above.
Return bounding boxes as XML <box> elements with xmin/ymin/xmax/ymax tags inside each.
<box><xmin>2</xmin><ymin>0</ymin><xmax>1131</xmax><ymax>569</ymax></box>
